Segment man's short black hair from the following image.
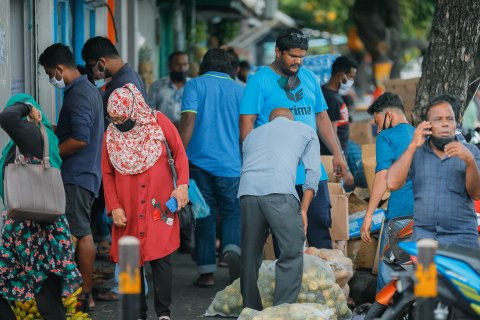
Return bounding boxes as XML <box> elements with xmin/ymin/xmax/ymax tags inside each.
<box><xmin>199</xmin><ymin>49</ymin><xmax>233</xmax><ymax>76</ymax></box>
<box><xmin>331</xmin><ymin>56</ymin><xmax>358</xmax><ymax>75</ymax></box>
<box><xmin>367</xmin><ymin>92</ymin><xmax>405</xmax><ymax>115</ymax></box>
<box><xmin>168</xmin><ymin>51</ymin><xmax>188</xmax><ymax>64</ymax></box>
<box><xmin>81</xmin><ymin>36</ymin><xmax>119</xmax><ymax>62</ymax></box>
<box><xmin>423</xmin><ymin>94</ymin><xmax>459</xmax><ymax>121</ymax></box>
<box><xmin>38</xmin><ymin>43</ymin><xmax>77</xmax><ymax>69</ymax></box>
<box><xmin>276</xmin><ymin>28</ymin><xmax>309</xmax><ymax>52</ymax></box>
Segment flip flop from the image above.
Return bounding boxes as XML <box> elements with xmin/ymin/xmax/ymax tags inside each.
<box><xmin>193</xmin><ymin>278</ymin><xmax>214</xmax><ymax>288</ymax></box>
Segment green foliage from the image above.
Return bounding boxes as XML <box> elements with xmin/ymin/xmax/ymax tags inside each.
<box><xmin>398</xmin><ymin>0</ymin><xmax>435</xmax><ymax>39</ymax></box>
<box><xmin>279</xmin><ymin>0</ymin><xmax>435</xmax><ymax>39</ymax></box>
<box><xmin>279</xmin><ymin>0</ymin><xmax>355</xmax><ymax>33</ymax></box>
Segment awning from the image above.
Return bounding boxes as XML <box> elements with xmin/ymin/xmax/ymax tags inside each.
<box><xmin>228</xmin><ymin>10</ymin><xmax>295</xmax><ymax>48</ymax></box>
<box><xmin>196</xmin><ymin>0</ymin><xmax>256</xmax><ymax>19</ymax></box>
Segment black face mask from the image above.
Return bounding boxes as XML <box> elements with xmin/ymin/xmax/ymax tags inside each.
<box><xmin>114</xmin><ymin>118</ymin><xmax>136</xmax><ymax>133</ymax></box>
<box><xmin>381</xmin><ymin>113</ymin><xmax>393</xmax><ymax>131</ymax></box>
<box><xmin>170</xmin><ymin>71</ymin><xmax>187</xmax><ymax>82</ymax></box>
<box><xmin>430</xmin><ymin>135</ymin><xmax>455</xmax><ymax>151</ymax></box>
<box><xmin>273</xmin><ymin>60</ymin><xmax>301</xmax><ymax>91</ymax></box>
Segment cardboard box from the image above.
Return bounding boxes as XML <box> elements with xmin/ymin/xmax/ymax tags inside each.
<box><xmin>348</xmin><ymin>192</ymin><xmax>369</xmax><ymax>214</ymax></box>
<box><xmin>328</xmin><ymin>183</ymin><xmax>349</xmax><ymax>241</ymax></box>
<box><xmin>349</xmin><ymin>120</ymin><xmax>374</xmax><ymax>145</ymax></box>
<box><xmin>321</xmin><ymin>155</ymin><xmax>340</xmax><ymax>182</ymax></box>
<box><xmin>384</xmin><ymin>77</ymin><xmax>419</xmax><ymax>124</ymax></box>
<box><xmin>361</xmin><ymin>144</ymin><xmax>376</xmax><ymax>194</ymax></box>
<box><xmin>347</xmin><ymin>237</ymin><xmax>379</xmax><ymax>270</ymax></box>
<box><xmin>263</xmin><ymin>234</ymin><xmax>275</xmax><ymax>260</ymax></box>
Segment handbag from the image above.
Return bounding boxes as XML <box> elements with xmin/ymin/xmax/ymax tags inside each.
<box><xmin>3</xmin><ymin>122</ymin><xmax>66</xmax><ymax>223</ymax></box>
<box><xmin>162</xmin><ymin>138</ymin><xmax>194</xmax><ymax>229</ymax></box>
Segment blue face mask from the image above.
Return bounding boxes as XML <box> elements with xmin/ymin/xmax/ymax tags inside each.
<box><xmin>94</xmin><ymin>79</ymin><xmax>106</xmax><ymax>89</ymax></box>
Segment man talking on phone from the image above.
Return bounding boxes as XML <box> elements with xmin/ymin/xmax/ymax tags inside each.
<box><xmin>387</xmin><ymin>95</ymin><xmax>480</xmax><ymax>247</ymax></box>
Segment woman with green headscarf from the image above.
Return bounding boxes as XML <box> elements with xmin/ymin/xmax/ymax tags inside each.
<box><xmin>0</xmin><ymin>94</ymin><xmax>82</xmax><ymax>320</ymax></box>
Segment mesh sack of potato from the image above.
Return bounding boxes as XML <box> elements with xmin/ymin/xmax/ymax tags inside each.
<box><xmin>305</xmin><ymin>247</ymin><xmax>354</xmax><ymax>287</ymax></box>
<box><xmin>205</xmin><ymin>255</ymin><xmax>352</xmax><ymax>319</ymax></box>
<box><xmin>238</xmin><ymin>303</ymin><xmax>334</xmax><ymax>320</ymax></box>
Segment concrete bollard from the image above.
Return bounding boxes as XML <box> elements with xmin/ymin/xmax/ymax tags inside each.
<box><xmin>118</xmin><ymin>236</ymin><xmax>141</xmax><ymax>320</ymax></box>
<box><xmin>414</xmin><ymin>238</ymin><xmax>438</xmax><ymax>319</ymax></box>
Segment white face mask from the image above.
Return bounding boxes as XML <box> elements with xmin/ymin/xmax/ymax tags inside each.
<box><xmin>339</xmin><ymin>79</ymin><xmax>354</xmax><ymax>95</ymax></box>
<box><xmin>49</xmin><ymin>70</ymin><xmax>65</xmax><ymax>89</ymax></box>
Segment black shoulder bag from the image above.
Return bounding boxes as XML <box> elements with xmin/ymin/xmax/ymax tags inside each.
<box><xmin>163</xmin><ymin>138</ymin><xmax>194</xmax><ymax>229</ymax></box>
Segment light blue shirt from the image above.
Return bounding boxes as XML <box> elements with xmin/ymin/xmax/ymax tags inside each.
<box><xmin>181</xmin><ymin>71</ymin><xmax>244</xmax><ymax>177</ymax></box>
<box><xmin>238</xmin><ymin>117</ymin><xmax>321</xmax><ymax>201</ymax></box>
<box><xmin>239</xmin><ymin>66</ymin><xmax>328</xmax><ymax>183</ymax></box>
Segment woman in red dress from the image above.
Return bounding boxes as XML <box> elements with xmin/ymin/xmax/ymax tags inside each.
<box><xmin>102</xmin><ymin>83</ymin><xmax>189</xmax><ymax>320</ymax></box>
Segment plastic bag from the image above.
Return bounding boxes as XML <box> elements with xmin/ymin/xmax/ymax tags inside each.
<box><xmin>188</xmin><ymin>179</ymin><xmax>210</xmax><ymax>219</ymax></box>
<box><xmin>238</xmin><ymin>303</ymin><xmax>334</xmax><ymax>320</ymax></box>
<box><xmin>305</xmin><ymin>248</ymin><xmax>354</xmax><ymax>287</ymax></box>
<box><xmin>205</xmin><ymin>254</ymin><xmax>352</xmax><ymax>319</ymax></box>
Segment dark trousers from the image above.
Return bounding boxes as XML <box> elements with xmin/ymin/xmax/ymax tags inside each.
<box><xmin>273</xmin><ymin>181</ymin><xmax>332</xmax><ymax>257</ymax></box>
<box><xmin>0</xmin><ymin>274</ymin><xmax>65</xmax><ymax>320</ymax></box>
<box><xmin>240</xmin><ymin>194</ymin><xmax>304</xmax><ymax>310</ymax></box>
<box><xmin>139</xmin><ymin>255</ymin><xmax>172</xmax><ymax>319</ymax></box>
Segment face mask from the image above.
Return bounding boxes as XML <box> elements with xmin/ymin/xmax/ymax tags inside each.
<box><xmin>49</xmin><ymin>69</ymin><xmax>65</xmax><ymax>89</ymax></box>
<box><xmin>113</xmin><ymin>118</ymin><xmax>136</xmax><ymax>133</ymax></box>
<box><xmin>339</xmin><ymin>77</ymin><xmax>354</xmax><ymax>95</ymax></box>
<box><xmin>381</xmin><ymin>113</ymin><xmax>393</xmax><ymax>131</ymax></box>
<box><xmin>170</xmin><ymin>71</ymin><xmax>187</xmax><ymax>82</ymax></box>
<box><xmin>95</xmin><ymin>79</ymin><xmax>106</xmax><ymax>89</ymax></box>
<box><xmin>430</xmin><ymin>135</ymin><xmax>455</xmax><ymax>151</ymax></box>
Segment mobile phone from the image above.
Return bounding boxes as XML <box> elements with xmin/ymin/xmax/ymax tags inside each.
<box><xmin>165</xmin><ymin>197</ymin><xmax>178</xmax><ymax>213</ymax></box>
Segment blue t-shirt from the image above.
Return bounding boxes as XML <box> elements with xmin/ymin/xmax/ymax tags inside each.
<box><xmin>56</xmin><ymin>75</ymin><xmax>104</xmax><ymax>195</ymax></box>
<box><xmin>375</xmin><ymin>123</ymin><xmax>415</xmax><ymax>220</ymax></box>
<box><xmin>181</xmin><ymin>71</ymin><xmax>244</xmax><ymax>177</ymax></box>
<box><xmin>240</xmin><ymin>66</ymin><xmax>328</xmax><ymax>183</ymax></box>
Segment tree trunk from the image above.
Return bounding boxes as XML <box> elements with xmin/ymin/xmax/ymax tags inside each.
<box><xmin>413</xmin><ymin>0</ymin><xmax>480</xmax><ymax>125</ymax></box>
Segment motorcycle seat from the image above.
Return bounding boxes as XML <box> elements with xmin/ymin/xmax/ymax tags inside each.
<box><xmin>436</xmin><ymin>244</ymin><xmax>480</xmax><ymax>276</ymax></box>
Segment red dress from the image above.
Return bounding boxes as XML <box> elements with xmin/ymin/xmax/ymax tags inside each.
<box><xmin>102</xmin><ymin>113</ymin><xmax>189</xmax><ymax>264</ymax></box>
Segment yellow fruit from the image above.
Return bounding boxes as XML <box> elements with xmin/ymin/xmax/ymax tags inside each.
<box><xmin>19</xmin><ymin>311</ymin><xmax>26</xmax><ymax>319</ymax></box>
<box><xmin>15</xmin><ymin>301</ymin><xmax>23</xmax><ymax>308</ymax></box>
<box><xmin>71</xmin><ymin>287</ymin><xmax>83</xmax><ymax>298</ymax></box>
<box><xmin>64</xmin><ymin>297</ymin><xmax>77</xmax><ymax>307</ymax></box>
<box><xmin>222</xmin><ymin>304</ymin><xmax>230</xmax><ymax>314</ymax></box>
<box><xmin>307</xmin><ymin>281</ymin><xmax>318</xmax><ymax>291</ymax></box>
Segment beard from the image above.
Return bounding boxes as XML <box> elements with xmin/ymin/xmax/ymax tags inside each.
<box><xmin>274</xmin><ymin>59</ymin><xmax>299</xmax><ymax>77</ymax></box>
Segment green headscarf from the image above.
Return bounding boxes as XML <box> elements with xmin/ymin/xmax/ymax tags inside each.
<box><xmin>0</xmin><ymin>94</ymin><xmax>62</xmax><ymax>199</ymax></box>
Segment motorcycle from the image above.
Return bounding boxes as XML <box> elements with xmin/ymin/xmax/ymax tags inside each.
<box><xmin>365</xmin><ymin>222</ymin><xmax>480</xmax><ymax>320</ymax></box>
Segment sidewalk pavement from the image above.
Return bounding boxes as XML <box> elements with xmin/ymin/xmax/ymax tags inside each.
<box><xmin>90</xmin><ymin>253</ymin><xmax>230</xmax><ymax>319</ymax></box>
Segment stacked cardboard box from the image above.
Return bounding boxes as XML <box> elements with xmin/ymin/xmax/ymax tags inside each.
<box><xmin>384</xmin><ymin>77</ymin><xmax>420</xmax><ymax>124</ymax></box>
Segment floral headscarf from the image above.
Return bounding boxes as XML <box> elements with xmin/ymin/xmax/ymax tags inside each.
<box><xmin>106</xmin><ymin>83</ymin><xmax>165</xmax><ymax>175</ymax></box>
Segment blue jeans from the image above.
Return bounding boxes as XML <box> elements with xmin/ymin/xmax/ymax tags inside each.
<box><xmin>190</xmin><ymin>166</ymin><xmax>241</xmax><ymax>274</ymax></box>
<box><xmin>376</xmin><ymin>224</ymin><xmax>393</xmax><ymax>292</ymax></box>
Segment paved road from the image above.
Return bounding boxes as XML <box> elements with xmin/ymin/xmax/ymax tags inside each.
<box><xmin>90</xmin><ymin>253</ymin><xmax>230</xmax><ymax>320</ymax></box>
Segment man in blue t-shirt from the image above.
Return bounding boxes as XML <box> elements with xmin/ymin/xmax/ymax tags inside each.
<box><xmin>240</xmin><ymin>28</ymin><xmax>347</xmax><ymax>250</ymax></box>
<box><xmin>180</xmin><ymin>49</ymin><xmax>244</xmax><ymax>287</ymax></box>
<box><xmin>360</xmin><ymin>92</ymin><xmax>414</xmax><ymax>292</ymax></box>
<box><xmin>39</xmin><ymin>43</ymin><xmax>104</xmax><ymax>311</ymax></box>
